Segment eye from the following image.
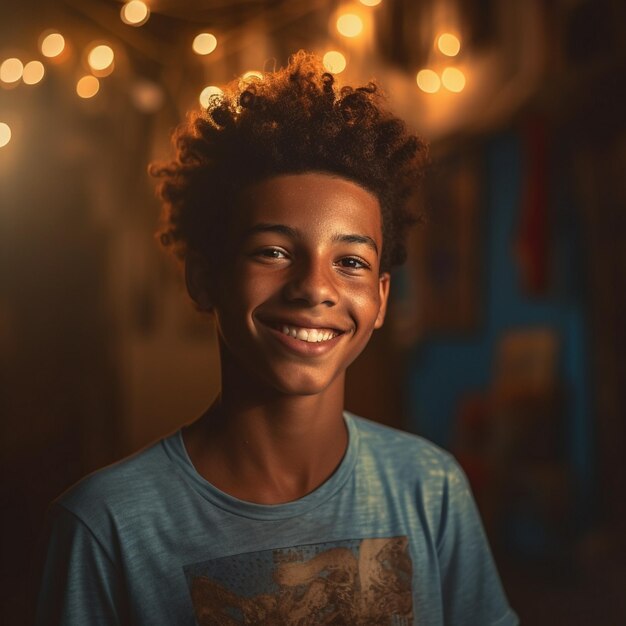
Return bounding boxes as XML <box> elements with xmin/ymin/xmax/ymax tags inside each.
<box><xmin>336</xmin><ymin>256</ymin><xmax>370</xmax><ymax>271</ymax></box>
<box><xmin>254</xmin><ymin>247</ymin><xmax>289</xmax><ymax>262</ymax></box>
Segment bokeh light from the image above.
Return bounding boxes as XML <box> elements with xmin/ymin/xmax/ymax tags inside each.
<box><xmin>0</xmin><ymin>122</ymin><xmax>11</xmax><ymax>148</ymax></box>
<box><xmin>336</xmin><ymin>14</ymin><xmax>363</xmax><ymax>38</ymax></box>
<box><xmin>416</xmin><ymin>69</ymin><xmax>441</xmax><ymax>93</ymax></box>
<box><xmin>0</xmin><ymin>58</ymin><xmax>24</xmax><ymax>84</ymax></box>
<box><xmin>40</xmin><ymin>32</ymin><xmax>65</xmax><ymax>58</ymax></box>
<box><xmin>323</xmin><ymin>51</ymin><xmax>347</xmax><ymax>74</ymax></box>
<box><xmin>22</xmin><ymin>61</ymin><xmax>45</xmax><ymax>85</ymax></box>
<box><xmin>87</xmin><ymin>44</ymin><xmax>114</xmax><ymax>72</ymax></box>
<box><xmin>437</xmin><ymin>33</ymin><xmax>461</xmax><ymax>57</ymax></box>
<box><xmin>131</xmin><ymin>79</ymin><xmax>164</xmax><ymax>113</ymax></box>
<box><xmin>441</xmin><ymin>67</ymin><xmax>466</xmax><ymax>92</ymax></box>
<box><xmin>199</xmin><ymin>85</ymin><xmax>223</xmax><ymax>108</ymax></box>
<box><xmin>120</xmin><ymin>1</ymin><xmax>150</xmax><ymax>27</ymax></box>
<box><xmin>359</xmin><ymin>0</ymin><xmax>382</xmax><ymax>6</ymax></box>
<box><xmin>76</xmin><ymin>75</ymin><xmax>100</xmax><ymax>98</ymax></box>
<box><xmin>192</xmin><ymin>33</ymin><xmax>218</xmax><ymax>55</ymax></box>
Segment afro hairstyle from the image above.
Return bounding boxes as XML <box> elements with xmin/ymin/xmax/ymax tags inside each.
<box><xmin>151</xmin><ymin>51</ymin><xmax>428</xmax><ymax>273</ymax></box>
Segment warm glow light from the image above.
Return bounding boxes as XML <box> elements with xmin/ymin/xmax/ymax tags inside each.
<box><xmin>40</xmin><ymin>32</ymin><xmax>65</xmax><ymax>58</ymax></box>
<box><xmin>336</xmin><ymin>14</ymin><xmax>363</xmax><ymax>37</ymax></box>
<box><xmin>192</xmin><ymin>33</ymin><xmax>218</xmax><ymax>55</ymax></box>
<box><xmin>76</xmin><ymin>75</ymin><xmax>100</xmax><ymax>98</ymax></box>
<box><xmin>92</xmin><ymin>63</ymin><xmax>115</xmax><ymax>78</ymax></box>
<box><xmin>22</xmin><ymin>60</ymin><xmax>45</xmax><ymax>85</ymax></box>
<box><xmin>131</xmin><ymin>80</ymin><xmax>164</xmax><ymax>113</ymax></box>
<box><xmin>242</xmin><ymin>70</ymin><xmax>263</xmax><ymax>81</ymax></box>
<box><xmin>121</xmin><ymin>1</ymin><xmax>150</xmax><ymax>26</ymax></box>
<box><xmin>0</xmin><ymin>58</ymin><xmax>23</xmax><ymax>84</ymax></box>
<box><xmin>323</xmin><ymin>51</ymin><xmax>346</xmax><ymax>74</ymax></box>
<box><xmin>199</xmin><ymin>85</ymin><xmax>223</xmax><ymax>108</ymax></box>
<box><xmin>437</xmin><ymin>33</ymin><xmax>461</xmax><ymax>57</ymax></box>
<box><xmin>359</xmin><ymin>0</ymin><xmax>382</xmax><ymax>5</ymax></box>
<box><xmin>87</xmin><ymin>44</ymin><xmax>114</xmax><ymax>71</ymax></box>
<box><xmin>0</xmin><ymin>122</ymin><xmax>11</xmax><ymax>148</ymax></box>
<box><xmin>416</xmin><ymin>69</ymin><xmax>440</xmax><ymax>93</ymax></box>
<box><xmin>441</xmin><ymin>67</ymin><xmax>465</xmax><ymax>92</ymax></box>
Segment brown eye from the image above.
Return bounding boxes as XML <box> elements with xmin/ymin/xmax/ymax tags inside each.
<box><xmin>256</xmin><ymin>247</ymin><xmax>288</xmax><ymax>260</ymax></box>
<box><xmin>338</xmin><ymin>257</ymin><xmax>369</xmax><ymax>270</ymax></box>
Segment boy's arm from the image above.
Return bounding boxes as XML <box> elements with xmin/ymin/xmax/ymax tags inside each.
<box><xmin>436</xmin><ymin>458</ymin><xmax>519</xmax><ymax>626</ymax></box>
<box><xmin>35</xmin><ymin>504</ymin><xmax>128</xmax><ymax>626</ymax></box>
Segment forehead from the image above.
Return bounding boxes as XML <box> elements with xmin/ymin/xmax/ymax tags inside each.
<box><xmin>232</xmin><ymin>172</ymin><xmax>383</xmax><ymax>241</ymax></box>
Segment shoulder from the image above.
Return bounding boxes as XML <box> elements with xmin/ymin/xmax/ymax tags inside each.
<box><xmin>348</xmin><ymin>413</ymin><xmax>471</xmax><ymax>503</ymax></box>
<box><xmin>349</xmin><ymin>412</ymin><xmax>460</xmax><ymax>475</ymax></box>
<box><xmin>56</xmin><ymin>434</ymin><xmax>181</xmax><ymax>527</ymax></box>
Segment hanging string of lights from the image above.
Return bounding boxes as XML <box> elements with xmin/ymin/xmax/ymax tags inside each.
<box><xmin>0</xmin><ymin>0</ymin><xmax>466</xmax><ymax>150</ymax></box>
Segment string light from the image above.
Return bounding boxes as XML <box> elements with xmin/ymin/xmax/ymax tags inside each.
<box><xmin>416</xmin><ymin>69</ymin><xmax>440</xmax><ymax>93</ymax></box>
<box><xmin>199</xmin><ymin>85</ymin><xmax>223</xmax><ymax>108</ymax></box>
<box><xmin>192</xmin><ymin>33</ymin><xmax>217</xmax><ymax>55</ymax></box>
<box><xmin>0</xmin><ymin>58</ymin><xmax>23</xmax><ymax>84</ymax></box>
<box><xmin>87</xmin><ymin>44</ymin><xmax>114</xmax><ymax>73</ymax></box>
<box><xmin>359</xmin><ymin>0</ymin><xmax>382</xmax><ymax>5</ymax></box>
<box><xmin>336</xmin><ymin>14</ymin><xmax>363</xmax><ymax>37</ymax></box>
<box><xmin>437</xmin><ymin>33</ymin><xmax>461</xmax><ymax>57</ymax></box>
<box><xmin>76</xmin><ymin>75</ymin><xmax>100</xmax><ymax>98</ymax></box>
<box><xmin>40</xmin><ymin>32</ymin><xmax>65</xmax><ymax>58</ymax></box>
<box><xmin>323</xmin><ymin>51</ymin><xmax>346</xmax><ymax>74</ymax></box>
<box><xmin>0</xmin><ymin>122</ymin><xmax>11</xmax><ymax>148</ymax></box>
<box><xmin>120</xmin><ymin>1</ymin><xmax>150</xmax><ymax>27</ymax></box>
<box><xmin>22</xmin><ymin>61</ymin><xmax>45</xmax><ymax>85</ymax></box>
<box><xmin>441</xmin><ymin>67</ymin><xmax>465</xmax><ymax>92</ymax></box>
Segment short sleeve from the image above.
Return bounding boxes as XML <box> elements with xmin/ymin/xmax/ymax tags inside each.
<box><xmin>35</xmin><ymin>504</ymin><xmax>129</xmax><ymax>626</ymax></box>
<box><xmin>436</xmin><ymin>459</ymin><xmax>519</xmax><ymax>626</ymax></box>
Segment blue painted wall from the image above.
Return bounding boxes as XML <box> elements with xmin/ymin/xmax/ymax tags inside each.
<box><xmin>407</xmin><ymin>132</ymin><xmax>592</xmax><ymax>500</ymax></box>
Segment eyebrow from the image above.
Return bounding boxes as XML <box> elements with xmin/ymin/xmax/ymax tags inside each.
<box><xmin>243</xmin><ymin>223</ymin><xmax>379</xmax><ymax>255</ymax></box>
<box><xmin>333</xmin><ymin>233</ymin><xmax>379</xmax><ymax>255</ymax></box>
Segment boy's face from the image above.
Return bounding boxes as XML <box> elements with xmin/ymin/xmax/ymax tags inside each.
<box><xmin>189</xmin><ymin>172</ymin><xmax>390</xmax><ymax>398</ymax></box>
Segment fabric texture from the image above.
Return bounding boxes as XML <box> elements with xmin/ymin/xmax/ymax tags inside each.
<box><xmin>36</xmin><ymin>413</ymin><xmax>518</xmax><ymax>625</ymax></box>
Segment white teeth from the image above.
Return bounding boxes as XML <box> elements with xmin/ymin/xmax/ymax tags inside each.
<box><xmin>278</xmin><ymin>324</ymin><xmax>337</xmax><ymax>343</ymax></box>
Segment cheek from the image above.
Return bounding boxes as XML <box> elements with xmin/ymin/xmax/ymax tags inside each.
<box><xmin>221</xmin><ymin>266</ymin><xmax>284</xmax><ymax>326</ymax></box>
<box><xmin>341</xmin><ymin>289</ymin><xmax>383</xmax><ymax>342</ymax></box>
<box><xmin>348</xmin><ymin>282</ymin><xmax>383</xmax><ymax>318</ymax></box>
<box><xmin>240</xmin><ymin>267</ymin><xmax>284</xmax><ymax>307</ymax></box>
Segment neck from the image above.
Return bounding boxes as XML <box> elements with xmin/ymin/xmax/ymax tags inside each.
<box><xmin>183</xmin><ymin>365</ymin><xmax>348</xmax><ymax>504</ymax></box>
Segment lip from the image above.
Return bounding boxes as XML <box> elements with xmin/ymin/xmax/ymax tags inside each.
<box><xmin>257</xmin><ymin>315</ymin><xmax>345</xmax><ymax>333</ymax></box>
<box><xmin>257</xmin><ymin>319</ymin><xmax>346</xmax><ymax>356</ymax></box>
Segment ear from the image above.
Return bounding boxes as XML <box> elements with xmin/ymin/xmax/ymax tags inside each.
<box><xmin>374</xmin><ymin>272</ymin><xmax>390</xmax><ymax>329</ymax></box>
<box><xmin>185</xmin><ymin>252</ymin><xmax>214</xmax><ymax>311</ymax></box>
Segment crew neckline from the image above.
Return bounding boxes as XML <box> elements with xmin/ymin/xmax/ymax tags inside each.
<box><xmin>161</xmin><ymin>412</ymin><xmax>360</xmax><ymax>520</ymax></box>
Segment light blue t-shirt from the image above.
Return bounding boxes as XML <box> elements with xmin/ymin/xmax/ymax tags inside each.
<box><xmin>37</xmin><ymin>413</ymin><xmax>518</xmax><ymax>625</ymax></box>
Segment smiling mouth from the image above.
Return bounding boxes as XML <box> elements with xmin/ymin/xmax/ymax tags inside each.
<box><xmin>260</xmin><ymin>322</ymin><xmax>343</xmax><ymax>343</ymax></box>
<box><xmin>274</xmin><ymin>324</ymin><xmax>342</xmax><ymax>343</ymax></box>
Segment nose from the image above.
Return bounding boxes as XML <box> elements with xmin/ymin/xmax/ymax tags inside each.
<box><xmin>283</xmin><ymin>257</ymin><xmax>339</xmax><ymax>307</ymax></box>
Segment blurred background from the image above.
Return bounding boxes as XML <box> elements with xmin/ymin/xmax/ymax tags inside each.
<box><xmin>1</xmin><ymin>0</ymin><xmax>625</xmax><ymax>623</ymax></box>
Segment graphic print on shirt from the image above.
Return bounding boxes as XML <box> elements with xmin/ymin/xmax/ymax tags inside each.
<box><xmin>184</xmin><ymin>535</ymin><xmax>413</xmax><ymax>625</ymax></box>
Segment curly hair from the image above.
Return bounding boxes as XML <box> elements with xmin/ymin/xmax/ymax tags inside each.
<box><xmin>150</xmin><ymin>51</ymin><xmax>428</xmax><ymax>273</ymax></box>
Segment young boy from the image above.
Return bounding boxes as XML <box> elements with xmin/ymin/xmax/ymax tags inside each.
<box><xmin>37</xmin><ymin>52</ymin><xmax>518</xmax><ymax>625</ymax></box>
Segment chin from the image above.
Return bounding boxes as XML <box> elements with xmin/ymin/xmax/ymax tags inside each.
<box><xmin>266</xmin><ymin>370</ymin><xmax>342</xmax><ymax>398</ymax></box>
